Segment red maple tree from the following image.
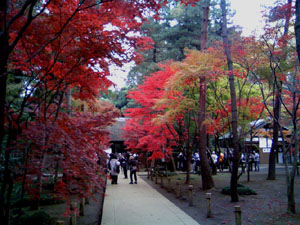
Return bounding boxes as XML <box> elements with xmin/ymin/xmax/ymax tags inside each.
<box><xmin>123</xmin><ymin>65</ymin><xmax>178</xmax><ymax>161</ymax></box>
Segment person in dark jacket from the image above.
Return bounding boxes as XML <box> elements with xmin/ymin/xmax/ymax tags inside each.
<box><xmin>128</xmin><ymin>156</ymin><xmax>137</xmax><ymax>184</ymax></box>
<box><xmin>120</xmin><ymin>153</ymin><xmax>128</xmax><ymax>179</ymax></box>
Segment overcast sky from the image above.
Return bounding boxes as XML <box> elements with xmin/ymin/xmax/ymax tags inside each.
<box><xmin>230</xmin><ymin>0</ymin><xmax>276</xmax><ymax>36</ymax></box>
<box><xmin>108</xmin><ymin>0</ymin><xmax>277</xmax><ymax>89</ymax></box>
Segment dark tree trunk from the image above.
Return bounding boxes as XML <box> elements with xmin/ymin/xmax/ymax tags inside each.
<box><xmin>268</xmin><ymin>0</ymin><xmax>291</xmax><ymax>180</ymax></box>
<box><xmin>200</xmin><ymin>0</ymin><xmax>209</xmax><ymax>50</ymax></box>
<box><xmin>220</xmin><ymin>0</ymin><xmax>240</xmax><ymax>202</ymax></box>
<box><xmin>198</xmin><ymin>0</ymin><xmax>214</xmax><ymax>190</ymax></box>
<box><xmin>0</xmin><ymin>33</ymin><xmax>9</xmax><ymax>225</ymax></box>
<box><xmin>1</xmin><ymin>172</ymin><xmax>13</xmax><ymax>225</ymax></box>
<box><xmin>199</xmin><ymin>77</ymin><xmax>214</xmax><ymax>190</ymax></box>
<box><xmin>185</xmin><ymin>145</ymin><xmax>191</xmax><ymax>184</ymax></box>
<box><xmin>0</xmin><ymin>128</ymin><xmax>16</xmax><ymax>225</ymax></box>
<box><xmin>0</xmin><ymin>30</ymin><xmax>9</xmax><ymax>150</ymax></box>
<box><xmin>287</xmin><ymin>118</ymin><xmax>299</xmax><ymax>213</ymax></box>
<box><xmin>290</xmin><ymin>0</ymin><xmax>300</xmax><ymax>212</ymax></box>
<box><xmin>152</xmin><ymin>43</ymin><xmax>157</xmax><ymax>63</ymax></box>
<box><xmin>267</xmin><ymin>92</ymin><xmax>280</xmax><ymax>180</ymax></box>
<box><xmin>0</xmin><ymin>5</ymin><xmax>10</xmax><ymax>221</ymax></box>
<box><xmin>287</xmin><ymin>180</ymin><xmax>296</xmax><ymax>213</ymax></box>
<box><xmin>66</xmin><ymin>88</ymin><xmax>72</xmax><ymax>115</ymax></box>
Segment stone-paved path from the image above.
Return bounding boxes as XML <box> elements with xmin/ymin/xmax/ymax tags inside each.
<box><xmin>101</xmin><ymin>173</ymin><xmax>200</xmax><ymax>225</ymax></box>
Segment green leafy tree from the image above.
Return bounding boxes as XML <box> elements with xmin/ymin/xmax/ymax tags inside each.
<box><xmin>101</xmin><ymin>88</ymin><xmax>131</xmax><ymax>113</ymax></box>
<box><xmin>127</xmin><ymin>0</ymin><xmax>233</xmax><ymax>87</ymax></box>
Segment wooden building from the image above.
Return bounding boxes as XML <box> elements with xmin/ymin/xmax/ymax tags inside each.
<box><xmin>219</xmin><ymin>118</ymin><xmax>290</xmax><ymax>164</ymax></box>
<box><xmin>107</xmin><ymin>117</ymin><xmax>128</xmax><ymax>154</ymax></box>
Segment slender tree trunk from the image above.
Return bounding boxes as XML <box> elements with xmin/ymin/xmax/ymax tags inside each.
<box><xmin>247</xmin><ymin>130</ymin><xmax>253</xmax><ymax>182</ymax></box>
<box><xmin>275</xmin><ymin>1</ymin><xmax>300</xmax><ymax>213</ymax></box>
<box><xmin>1</xmin><ymin>149</ymin><xmax>12</xmax><ymax>225</ymax></box>
<box><xmin>18</xmin><ymin>147</ymin><xmax>30</xmax><ymax>220</ymax></box>
<box><xmin>287</xmin><ymin>180</ymin><xmax>296</xmax><ymax>213</ymax></box>
<box><xmin>66</xmin><ymin>88</ymin><xmax>72</xmax><ymax>115</ymax></box>
<box><xmin>1</xmin><ymin>171</ymin><xmax>13</xmax><ymax>225</ymax></box>
<box><xmin>0</xmin><ymin>128</ymin><xmax>16</xmax><ymax>225</ymax></box>
<box><xmin>247</xmin><ymin>156</ymin><xmax>250</xmax><ymax>181</ymax></box>
<box><xmin>287</xmin><ymin>119</ymin><xmax>299</xmax><ymax>213</ymax></box>
<box><xmin>291</xmin><ymin>1</ymin><xmax>300</xmax><ymax>211</ymax></box>
<box><xmin>268</xmin><ymin>0</ymin><xmax>291</xmax><ymax>180</ymax></box>
<box><xmin>185</xmin><ymin>112</ymin><xmax>191</xmax><ymax>184</ymax></box>
<box><xmin>171</xmin><ymin>155</ymin><xmax>176</xmax><ymax>172</ymax></box>
<box><xmin>287</xmin><ymin>133</ymin><xmax>297</xmax><ymax>213</ymax></box>
<box><xmin>267</xmin><ymin>91</ymin><xmax>280</xmax><ymax>180</ymax></box>
<box><xmin>286</xmin><ymin>72</ymin><xmax>299</xmax><ymax>213</ymax></box>
<box><xmin>4</xmin><ymin>175</ymin><xmax>13</xmax><ymax>225</ymax></box>
<box><xmin>153</xmin><ymin>42</ymin><xmax>157</xmax><ymax>63</ymax></box>
<box><xmin>0</xmin><ymin>3</ymin><xmax>10</xmax><ymax>221</ymax></box>
<box><xmin>186</xmin><ymin>145</ymin><xmax>191</xmax><ymax>184</ymax></box>
<box><xmin>200</xmin><ymin>0</ymin><xmax>209</xmax><ymax>49</ymax></box>
<box><xmin>0</xmin><ymin>29</ymin><xmax>9</xmax><ymax>151</ymax></box>
<box><xmin>199</xmin><ymin>77</ymin><xmax>214</xmax><ymax>189</ymax></box>
<box><xmin>0</xmin><ymin>53</ymin><xmax>8</xmax><ymax>224</ymax></box>
<box><xmin>198</xmin><ymin>0</ymin><xmax>214</xmax><ymax>190</ymax></box>
<box><xmin>282</xmin><ymin>120</ymin><xmax>298</xmax><ymax>214</ymax></box>
<box><xmin>221</xmin><ymin>0</ymin><xmax>240</xmax><ymax>202</ymax></box>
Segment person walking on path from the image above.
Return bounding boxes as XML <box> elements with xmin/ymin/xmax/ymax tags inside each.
<box><xmin>254</xmin><ymin>151</ymin><xmax>260</xmax><ymax>171</ymax></box>
<box><xmin>120</xmin><ymin>153</ymin><xmax>128</xmax><ymax>179</ymax></box>
<box><xmin>177</xmin><ymin>152</ymin><xmax>185</xmax><ymax>171</ymax></box>
<box><xmin>218</xmin><ymin>152</ymin><xmax>224</xmax><ymax>172</ymax></box>
<box><xmin>108</xmin><ymin>154</ymin><xmax>120</xmax><ymax>184</ymax></box>
<box><xmin>211</xmin><ymin>151</ymin><xmax>218</xmax><ymax>166</ymax></box>
<box><xmin>128</xmin><ymin>155</ymin><xmax>138</xmax><ymax>184</ymax></box>
<box><xmin>241</xmin><ymin>153</ymin><xmax>246</xmax><ymax>173</ymax></box>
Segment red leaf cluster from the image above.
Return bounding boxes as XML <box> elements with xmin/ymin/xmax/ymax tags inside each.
<box><xmin>123</xmin><ymin>65</ymin><xmax>178</xmax><ymax>158</ymax></box>
<box><xmin>17</xmin><ymin>101</ymin><xmax>119</xmax><ymax>204</ymax></box>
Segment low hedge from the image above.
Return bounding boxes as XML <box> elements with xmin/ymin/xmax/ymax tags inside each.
<box><xmin>222</xmin><ymin>183</ymin><xmax>257</xmax><ymax>195</ymax></box>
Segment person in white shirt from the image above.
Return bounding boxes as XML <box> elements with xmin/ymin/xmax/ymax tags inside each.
<box><xmin>211</xmin><ymin>151</ymin><xmax>218</xmax><ymax>165</ymax></box>
<box><xmin>109</xmin><ymin>154</ymin><xmax>120</xmax><ymax>184</ymax></box>
<box><xmin>254</xmin><ymin>151</ymin><xmax>260</xmax><ymax>171</ymax></box>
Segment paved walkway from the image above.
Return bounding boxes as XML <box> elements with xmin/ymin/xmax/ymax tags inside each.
<box><xmin>101</xmin><ymin>173</ymin><xmax>200</xmax><ymax>225</ymax></box>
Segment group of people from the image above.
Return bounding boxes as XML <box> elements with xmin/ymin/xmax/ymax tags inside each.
<box><xmin>107</xmin><ymin>152</ymin><xmax>138</xmax><ymax>185</ymax></box>
<box><xmin>178</xmin><ymin>152</ymin><xmax>201</xmax><ymax>173</ymax></box>
<box><xmin>177</xmin><ymin>151</ymin><xmax>224</xmax><ymax>173</ymax></box>
<box><xmin>177</xmin><ymin>149</ymin><xmax>260</xmax><ymax>173</ymax></box>
<box><xmin>241</xmin><ymin>151</ymin><xmax>260</xmax><ymax>172</ymax></box>
<box><xmin>212</xmin><ymin>150</ymin><xmax>260</xmax><ymax>172</ymax></box>
<box><xmin>211</xmin><ymin>151</ymin><xmax>225</xmax><ymax>172</ymax></box>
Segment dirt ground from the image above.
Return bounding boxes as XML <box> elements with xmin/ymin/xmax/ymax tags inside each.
<box><xmin>29</xmin><ymin>184</ymin><xmax>106</xmax><ymax>225</ymax></box>
<box><xmin>39</xmin><ymin>192</ymin><xmax>104</xmax><ymax>225</ymax></box>
<box><xmin>141</xmin><ymin>164</ymin><xmax>300</xmax><ymax>225</ymax></box>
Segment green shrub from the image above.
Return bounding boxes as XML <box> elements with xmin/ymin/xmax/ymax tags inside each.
<box><xmin>221</xmin><ymin>184</ymin><xmax>257</xmax><ymax>195</ymax></box>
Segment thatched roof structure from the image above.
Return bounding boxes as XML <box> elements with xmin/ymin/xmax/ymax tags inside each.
<box><xmin>108</xmin><ymin>117</ymin><xmax>128</xmax><ymax>142</ymax></box>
